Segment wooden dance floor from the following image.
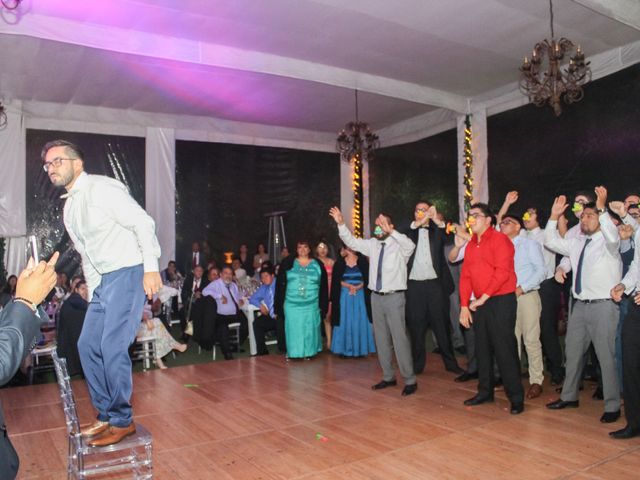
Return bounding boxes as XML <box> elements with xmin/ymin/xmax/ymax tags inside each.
<box><xmin>3</xmin><ymin>352</ymin><xmax>640</xmax><ymax>479</ymax></box>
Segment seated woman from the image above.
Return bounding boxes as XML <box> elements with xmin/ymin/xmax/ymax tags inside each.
<box><xmin>330</xmin><ymin>246</ymin><xmax>376</xmax><ymax>357</ymax></box>
<box><xmin>57</xmin><ymin>280</ymin><xmax>89</xmax><ymax>376</ymax></box>
<box><xmin>275</xmin><ymin>241</ymin><xmax>328</xmax><ymax>359</ymax></box>
<box><xmin>137</xmin><ymin>302</ymin><xmax>187</xmax><ymax>369</ymax></box>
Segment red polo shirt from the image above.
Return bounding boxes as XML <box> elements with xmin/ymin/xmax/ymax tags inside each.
<box><xmin>459</xmin><ymin>227</ymin><xmax>517</xmax><ymax>307</ymax></box>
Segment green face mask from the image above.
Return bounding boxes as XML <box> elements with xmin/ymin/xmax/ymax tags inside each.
<box><xmin>373</xmin><ymin>225</ymin><xmax>384</xmax><ymax>236</ymax></box>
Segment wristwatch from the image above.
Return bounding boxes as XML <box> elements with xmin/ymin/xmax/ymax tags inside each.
<box><xmin>597</xmin><ymin>208</ymin><xmax>606</xmax><ymax>214</ymax></box>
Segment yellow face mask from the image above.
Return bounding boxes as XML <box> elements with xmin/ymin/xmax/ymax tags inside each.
<box><xmin>522</xmin><ymin>212</ymin><xmax>531</xmax><ymax>222</ymax></box>
<box><xmin>445</xmin><ymin>223</ymin><xmax>457</xmax><ymax>235</ymax></box>
<box><xmin>572</xmin><ymin>202</ymin><xmax>584</xmax><ymax>213</ymax></box>
<box><xmin>467</xmin><ymin>216</ymin><xmax>477</xmax><ymax>226</ymax></box>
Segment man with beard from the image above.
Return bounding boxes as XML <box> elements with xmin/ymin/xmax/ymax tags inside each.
<box><xmin>329</xmin><ymin>207</ymin><xmax>417</xmax><ymax>396</ymax></box>
<box><xmin>545</xmin><ymin>188</ymin><xmax>622</xmax><ymax>424</ymax></box>
<box><xmin>42</xmin><ymin>140</ymin><xmax>162</xmax><ymax>446</ymax></box>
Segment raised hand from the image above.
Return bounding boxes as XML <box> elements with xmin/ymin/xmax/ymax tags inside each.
<box><xmin>329</xmin><ymin>206</ymin><xmax>345</xmax><ymax>225</ymax></box>
<box><xmin>618</xmin><ymin>224</ymin><xmax>634</xmax><ymax>241</ymax></box>
<box><xmin>550</xmin><ymin>195</ymin><xmax>568</xmax><ymax>220</ymax></box>
<box><xmin>504</xmin><ymin>191</ymin><xmax>519</xmax><ymax>206</ymax></box>
<box><xmin>377</xmin><ymin>214</ymin><xmax>394</xmax><ymax>234</ymax></box>
<box><xmin>595</xmin><ymin>186</ymin><xmax>607</xmax><ymax>211</ymax></box>
<box><xmin>609</xmin><ymin>201</ymin><xmax>626</xmax><ymax>218</ymax></box>
<box><xmin>426</xmin><ymin>205</ymin><xmax>437</xmax><ymax>219</ymax></box>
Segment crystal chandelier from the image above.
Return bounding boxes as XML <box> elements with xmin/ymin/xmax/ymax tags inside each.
<box><xmin>0</xmin><ymin>102</ymin><xmax>7</xmax><ymax>130</ymax></box>
<box><xmin>336</xmin><ymin>90</ymin><xmax>379</xmax><ymax>162</ymax></box>
<box><xmin>519</xmin><ymin>0</ymin><xmax>591</xmax><ymax>116</ymax></box>
<box><xmin>336</xmin><ymin>90</ymin><xmax>379</xmax><ymax>238</ymax></box>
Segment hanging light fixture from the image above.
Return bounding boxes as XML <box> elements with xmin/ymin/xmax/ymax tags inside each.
<box><xmin>0</xmin><ymin>102</ymin><xmax>7</xmax><ymax>130</ymax></box>
<box><xmin>336</xmin><ymin>90</ymin><xmax>379</xmax><ymax>238</ymax></box>
<box><xmin>519</xmin><ymin>0</ymin><xmax>591</xmax><ymax>116</ymax></box>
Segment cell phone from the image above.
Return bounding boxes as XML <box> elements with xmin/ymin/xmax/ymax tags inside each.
<box><xmin>27</xmin><ymin>235</ymin><xmax>39</xmax><ymax>263</ymax></box>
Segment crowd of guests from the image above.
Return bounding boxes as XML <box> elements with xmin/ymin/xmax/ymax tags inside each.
<box><xmin>3</xmin><ymin>184</ymin><xmax>639</xmax><ymax>441</ymax></box>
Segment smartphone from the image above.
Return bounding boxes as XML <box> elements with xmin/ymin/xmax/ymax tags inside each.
<box><xmin>27</xmin><ymin>235</ymin><xmax>39</xmax><ymax>263</ymax></box>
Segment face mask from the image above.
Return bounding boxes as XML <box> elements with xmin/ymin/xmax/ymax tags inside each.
<box><xmin>572</xmin><ymin>202</ymin><xmax>584</xmax><ymax>213</ymax></box>
<box><xmin>467</xmin><ymin>216</ymin><xmax>477</xmax><ymax>226</ymax></box>
<box><xmin>373</xmin><ymin>225</ymin><xmax>384</xmax><ymax>237</ymax></box>
<box><xmin>522</xmin><ymin>212</ymin><xmax>531</xmax><ymax>222</ymax></box>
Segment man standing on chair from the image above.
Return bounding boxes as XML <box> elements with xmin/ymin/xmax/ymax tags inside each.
<box><xmin>43</xmin><ymin>140</ymin><xmax>162</xmax><ymax>447</ymax></box>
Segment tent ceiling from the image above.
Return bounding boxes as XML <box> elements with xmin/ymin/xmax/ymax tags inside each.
<box><xmin>0</xmin><ymin>0</ymin><xmax>639</xmax><ymax>148</ymax></box>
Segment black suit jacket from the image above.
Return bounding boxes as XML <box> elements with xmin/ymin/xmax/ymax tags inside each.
<box><xmin>180</xmin><ymin>274</ymin><xmax>210</xmax><ymax>306</ymax></box>
<box><xmin>404</xmin><ymin>222</ymin><xmax>455</xmax><ymax>296</ymax></box>
<box><xmin>1</xmin><ymin>301</ymin><xmax>42</xmax><ymax>478</ymax></box>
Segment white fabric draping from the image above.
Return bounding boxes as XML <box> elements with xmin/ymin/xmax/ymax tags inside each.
<box><xmin>3</xmin><ymin>236</ymin><xmax>27</xmax><ymax>278</ymax></box>
<box><xmin>0</xmin><ymin>103</ymin><xmax>26</xmax><ymax>237</ymax></box>
<box><xmin>145</xmin><ymin>127</ymin><xmax>175</xmax><ymax>271</ymax></box>
<box><xmin>457</xmin><ymin>109</ymin><xmax>489</xmax><ymax>224</ymax></box>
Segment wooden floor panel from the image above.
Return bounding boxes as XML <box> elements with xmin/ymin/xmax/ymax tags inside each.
<box><xmin>2</xmin><ymin>351</ymin><xmax>639</xmax><ymax>479</ymax></box>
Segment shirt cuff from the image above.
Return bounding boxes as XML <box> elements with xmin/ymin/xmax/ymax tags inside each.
<box><xmin>143</xmin><ymin>256</ymin><xmax>160</xmax><ymax>273</ymax></box>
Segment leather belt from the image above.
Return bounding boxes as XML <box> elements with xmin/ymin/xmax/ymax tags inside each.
<box><xmin>372</xmin><ymin>290</ymin><xmax>404</xmax><ymax>296</ymax></box>
<box><xmin>575</xmin><ymin>298</ymin><xmax>610</xmax><ymax>304</ymax></box>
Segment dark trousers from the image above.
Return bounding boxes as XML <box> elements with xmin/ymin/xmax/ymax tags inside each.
<box><xmin>253</xmin><ymin>314</ymin><xmax>286</xmax><ymax>354</ymax></box>
<box><xmin>78</xmin><ymin>265</ymin><xmax>145</xmax><ymax>428</ymax></box>
<box><xmin>623</xmin><ymin>299</ymin><xmax>640</xmax><ymax>429</ymax></box>
<box><xmin>473</xmin><ymin>293</ymin><xmax>524</xmax><ymax>404</ymax></box>
<box><xmin>407</xmin><ymin>279</ymin><xmax>459</xmax><ymax>373</ymax></box>
<box><xmin>215</xmin><ymin>313</ymin><xmax>248</xmax><ymax>355</ymax></box>
<box><xmin>461</xmin><ymin>325</ymin><xmax>478</xmax><ymax>374</ymax></box>
<box><xmin>538</xmin><ymin>278</ymin><xmax>564</xmax><ymax>378</ymax></box>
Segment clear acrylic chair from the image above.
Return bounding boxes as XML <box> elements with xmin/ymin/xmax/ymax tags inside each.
<box><xmin>51</xmin><ymin>349</ymin><xmax>153</xmax><ymax>479</ymax></box>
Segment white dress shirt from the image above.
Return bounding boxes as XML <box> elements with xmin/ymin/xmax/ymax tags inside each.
<box><xmin>544</xmin><ymin>213</ymin><xmax>621</xmax><ymax>300</ymax></box>
<box><xmin>555</xmin><ymin>223</ymin><xmax>583</xmax><ymax>274</ymax></box>
<box><xmin>202</xmin><ymin>278</ymin><xmax>241</xmax><ymax>316</ymax></box>
<box><xmin>620</xmin><ymin>228</ymin><xmax>640</xmax><ymax>294</ymax></box>
<box><xmin>62</xmin><ymin>172</ymin><xmax>161</xmax><ymax>296</ymax></box>
<box><xmin>408</xmin><ymin>222</ymin><xmax>437</xmax><ymax>281</ymax></box>
<box><xmin>338</xmin><ymin>224</ymin><xmax>415</xmax><ymax>293</ymax></box>
<box><xmin>521</xmin><ymin>227</ymin><xmax>556</xmax><ymax>279</ymax></box>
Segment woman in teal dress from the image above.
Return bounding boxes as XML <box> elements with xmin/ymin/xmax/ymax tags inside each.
<box><xmin>330</xmin><ymin>246</ymin><xmax>376</xmax><ymax>357</ymax></box>
<box><xmin>275</xmin><ymin>241</ymin><xmax>328</xmax><ymax>359</ymax></box>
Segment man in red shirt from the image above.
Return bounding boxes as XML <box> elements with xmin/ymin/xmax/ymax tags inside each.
<box><xmin>459</xmin><ymin>203</ymin><xmax>525</xmax><ymax>414</ymax></box>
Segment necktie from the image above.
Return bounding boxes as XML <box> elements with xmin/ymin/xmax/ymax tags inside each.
<box><xmin>375</xmin><ymin>242</ymin><xmax>386</xmax><ymax>292</ymax></box>
<box><xmin>575</xmin><ymin>237</ymin><xmax>592</xmax><ymax>295</ymax></box>
<box><xmin>226</xmin><ymin>283</ymin><xmax>240</xmax><ymax>313</ymax></box>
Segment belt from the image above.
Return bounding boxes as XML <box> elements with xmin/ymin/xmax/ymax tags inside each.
<box><xmin>575</xmin><ymin>298</ymin><xmax>611</xmax><ymax>304</ymax></box>
<box><xmin>372</xmin><ymin>290</ymin><xmax>404</xmax><ymax>296</ymax></box>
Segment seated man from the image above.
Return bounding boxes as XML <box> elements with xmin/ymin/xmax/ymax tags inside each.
<box><xmin>249</xmin><ymin>267</ymin><xmax>285</xmax><ymax>355</ymax></box>
<box><xmin>180</xmin><ymin>265</ymin><xmax>208</xmax><ymax>341</ymax></box>
<box><xmin>202</xmin><ymin>266</ymin><xmax>247</xmax><ymax>360</ymax></box>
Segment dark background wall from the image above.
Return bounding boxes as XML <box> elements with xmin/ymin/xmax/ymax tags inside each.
<box><xmin>175</xmin><ymin>141</ymin><xmax>340</xmax><ymax>270</ymax></box>
<box><xmin>26</xmin><ymin>130</ymin><xmax>145</xmax><ymax>276</ymax></box>
<box><xmin>487</xmin><ymin>64</ymin><xmax>640</xmax><ymax>218</ymax></box>
<box><xmin>369</xmin><ymin>128</ymin><xmax>459</xmax><ymax>228</ymax></box>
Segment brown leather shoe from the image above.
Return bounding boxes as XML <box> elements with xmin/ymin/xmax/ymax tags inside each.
<box><xmin>88</xmin><ymin>423</ymin><xmax>136</xmax><ymax>447</ymax></box>
<box><xmin>80</xmin><ymin>420</ymin><xmax>109</xmax><ymax>438</ymax></box>
<box><xmin>526</xmin><ymin>383</ymin><xmax>543</xmax><ymax>399</ymax></box>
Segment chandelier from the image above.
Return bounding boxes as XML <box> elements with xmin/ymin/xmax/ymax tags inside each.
<box><xmin>519</xmin><ymin>0</ymin><xmax>591</xmax><ymax>116</ymax></box>
<box><xmin>336</xmin><ymin>90</ymin><xmax>379</xmax><ymax>238</ymax></box>
<box><xmin>0</xmin><ymin>102</ymin><xmax>7</xmax><ymax>130</ymax></box>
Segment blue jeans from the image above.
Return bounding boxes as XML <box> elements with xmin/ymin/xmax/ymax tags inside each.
<box><xmin>78</xmin><ymin>265</ymin><xmax>145</xmax><ymax>427</ymax></box>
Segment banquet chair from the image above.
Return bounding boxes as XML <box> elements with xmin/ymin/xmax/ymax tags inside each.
<box><xmin>209</xmin><ymin>322</ymin><xmax>241</xmax><ymax>360</ymax></box>
<box><xmin>51</xmin><ymin>349</ymin><xmax>154</xmax><ymax>479</ymax></box>
<box><xmin>132</xmin><ymin>335</ymin><xmax>157</xmax><ymax>371</ymax></box>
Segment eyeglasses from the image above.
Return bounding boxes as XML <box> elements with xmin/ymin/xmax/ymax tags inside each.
<box><xmin>43</xmin><ymin>157</ymin><xmax>74</xmax><ymax>172</ymax></box>
<box><xmin>500</xmin><ymin>219</ymin><xmax>516</xmax><ymax>226</ymax></box>
<box><xmin>468</xmin><ymin>213</ymin><xmax>486</xmax><ymax>219</ymax></box>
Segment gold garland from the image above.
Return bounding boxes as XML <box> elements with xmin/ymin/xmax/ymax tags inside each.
<box><xmin>351</xmin><ymin>153</ymin><xmax>364</xmax><ymax>238</ymax></box>
<box><xmin>463</xmin><ymin>115</ymin><xmax>474</xmax><ymax>231</ymax></box>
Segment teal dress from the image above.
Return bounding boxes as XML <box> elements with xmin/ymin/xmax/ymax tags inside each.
<box><xmin>284</xmin><ymin>259</ymin><xmax>323</xmax><ymax>358</ymax></box>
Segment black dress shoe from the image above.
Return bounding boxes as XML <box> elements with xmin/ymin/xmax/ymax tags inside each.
<box><xmin>464</xmin><ymin>394</ymin><xmax>494</xmax><ymax>406</ymax></box>
<box><xmin>372</xmin><ymin>379</ymin><xmax>397</xmax><ymax>390</ymax></box>
<box><xmin>446</xmin><ymin>365</ymin><xmax>465</xmax><ymax>375</ymax></box>
<box><xmin>600</xmin><ymin>410</ymin><xmax>621</xmax><ymax>423</ymax></box>
<box><xmin>609</xmin><ymin>425</ymin><xmax>640</xmax><ymax>439</ymax></box>
<box><xmin>592</xmin><ymin>386</ymin><xmax>604</xmax><ymax>400</ymax></box>
<box><xmin>510</xmin><ymin>403</ymin><xmax>524</xmax><ymax>415</ymax></box>
<box><xmin>401</xmin><ymin>384</ymin><xmax>417</xmax><ymax>396</ymax></box>
<box><xmin>223</xmin><ymin>353</ymin><xmax>234</xmax><ymax>360</ymax></box>
<box><xmin>455</xmin><ymin>371</ymin><xmax>479</xmax><ymax>383</ymax></box>
<box><xmin>546</xmin><ymin>399</ymin><xmax>579</xmax><ymax>409</ymax></box>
